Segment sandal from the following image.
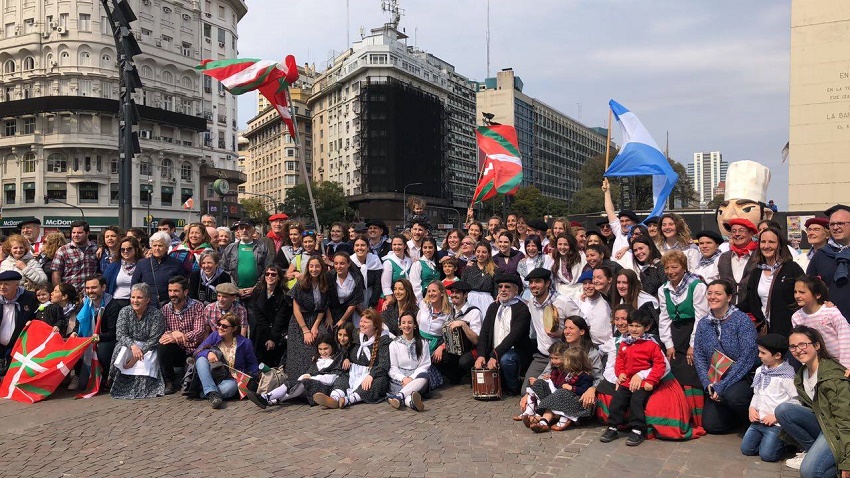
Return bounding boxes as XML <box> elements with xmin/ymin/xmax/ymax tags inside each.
<box><xmin>550</xmin><ymin>421</ymin><xmax>572</xmax><ymax>432</ymax></box>
<box><xmin>512</xmin><ymin>414</ymin><xmax>525</xmax><ymax>422</ymax></box>
<box><xmin>530</xmin><ymin>421</ymin><xmax>550</xmax><ymax>433</ymax></box>
<box><xmin>522</xmin><ymin>415</ymin><xmax>539</xmax><ymax>429</ymax></box>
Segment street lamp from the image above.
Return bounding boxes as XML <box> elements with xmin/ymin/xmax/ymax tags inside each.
<box><xmin>403</xmin><ymin>182</ymin><xmax>423</xmax><ymax>225</ymax></box>
<box><xmin>240</xmin><ymin>191</ymin><xmax>281</xmax><ymax>214</ymax></box>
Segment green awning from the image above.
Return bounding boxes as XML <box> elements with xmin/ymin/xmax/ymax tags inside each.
<box><xmin>23</xmin><ymin>182</ymin><xmax>35</xmax><ymax>190</ymax></box>
<box><xmin>140</xmin><ymin>184</ymin><xmax>153</xmax><ymax>192</ymax></box>
<box><xmin>181</xmin><ymin>188</ymin><xmax>193</xmax><ymax>195</ymax></box>
<box><xmin>46</xmin><ymin>183</ymin><xmax>66</xmax><ymax>191</ymax></box>
<box><xmin>3</xmin><ymin>184</ymin><xmax>15</xmax><ymax>191</ymax></box>
<box><xmin>161</xmin><ymin>186</ymin><xmax>174</xmax><ymax>193</ymax></box>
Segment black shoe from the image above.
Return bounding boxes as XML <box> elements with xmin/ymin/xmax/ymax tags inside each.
<box><xmin>208</xmin><ymin>392</ymin><xmax>224</xmax><ymax>409</ymax></box>
<box><xmin>626</xmin><ymin>431</ymin><xmax>645</xmax><ymax>446</ymax></box>
<box><xmin>163</xmin><ymin>382</ymin><xmax>178</xmax><ymax>395</ymax></box>
<box><xmin>599</xmin><ymin>428</ymin><xmax>620</xmax><ymax>443</ymax></box>
<box><xmin>246</xmin><ymin>390</ymin><xmax>268</xmax><ymax>410</ymax></box>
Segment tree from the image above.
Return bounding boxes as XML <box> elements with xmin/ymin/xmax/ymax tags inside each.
<box><xmin>509</xmin><ymin>186</ymin><xmax>548</xmax><ymax>220</ymax></box>
<box><xmin>239</xmin><ymin>198</ymin><xmax>269</xmax><ymax>225</ymax></box>
<box><xmin>281</xmin><ymin>181</ymin><xmax>354</xmax><ymax>229</ymax></box>
<box><xmin>707</xmin><ymin>193</ymin><xmax>724</xmax><ymax>209</ymax></box>
<box><xmin>569</xmin><ymin>150</ymin><xmax>621</xmax><ymax>214</ymax></box>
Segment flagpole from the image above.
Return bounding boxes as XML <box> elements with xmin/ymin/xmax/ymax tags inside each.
<box><xmin>283</xmin><ymin>88</ymin><xmax>321</xmax><ymax>230</ymax></box>
<box><xmin>605</xmin><ymin>107</ymin><xmax>613</xmax><ymax>170</ymax></box>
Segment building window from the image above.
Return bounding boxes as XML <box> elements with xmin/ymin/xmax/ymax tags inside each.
<box><xmin>162</xmin><ymin>70</ymin><xmax>173</xmax><ymax>84</ymax></box>
<box><xmin>180</xmin><ymin>162</ymin><xmax>192</xmax><ymax>181</ymax></box>
<box><xmin>217</xmin><ymin>27</ymin><xmax>225</xmax><ymax>43</ymax></box>
<box><xmin>100</xmin><ymin>54</ymin><xmax>111</xmax><ymax>68</ymax></box>
<box><xmin>161</xmin><ymin>158</ymin><xmax>173</xmax><ymax>179</ymax></box>
<box><xmin>23</xmin><ymin>181</ymin><xmax>35</xmax><ymax>203</ymax></box>
<box><xmin>46</xmin><ymin>182</ymin><xmax>67</xmax><ymax>200</ymax></box>
<box><xmin>78</xmin><ymin>13</ymin><xmax>91</xmax><ymax>31</ymax></box>
<box><xmin>79</xmin><ymin>51</ymin><xmax>91</xmax><ymax>66</ymax></box>
<box><xmin>203</xmin><ymin>23</ymin><xmax>211</xmax><ymax>38</ymax></box>
<box><xmin>111</xmin><ymin>157</ymin><xmax>119</xmax><ymax>174</ymax></box>
<box><xmin>84</xmin><ymin>156</ymin><xmax>92</xmax><ymax>172</ymax></box>
<box><xmin>23</xmin><ymin>57</ymin><xmax>34</xmax><ymax>70</ymax></box>
<box><xmin>22</xmin><ymin>117</ymin><xmax>35</xmax><ymax>134</ymax></box>
<box><xmin>140</xmin><ymin>159</ymin><xmax>152</xmax><ymax>176</ymax></box>
<box><xmin>161</xmin><ymin>186</ymin><xmax>173</xmax><ymax>205</ymax></box>
<box><xmin>181</xmin><ymin>188</ymin><xmax>193</xmax><ymax>204</ymax></box>
<box><xmin>4</xmin><ymin>184</ymin><xmax>15</xmax><ymax>205</ymax></box>
<box><xmin>3</xmin><ymin>60</ymin><xmax>15</xmax><ymax>74</ymax></box>
<box><xmin>110</xmin><ymin>183</ymin><xmax>119</xmax><ymax>203</ymax></box>
<box><xmin>78</xmin><ymin>182</ymin><xmax>99</xmax><ymax>203</ymax></box>
<box><xmin>23</xmin><ymin>153</ymin><xmax>36</xmax><ymax>173</ymax></box>
<box><xmin>47</xmin><ymin>153</ymin><xmax>67</xmax><ymax>172</ymax></box>
<box><xmin>181</xmin><ymin>42</ymin><xmax>192</xmax><ymax>57</ymax></box>
<box><xmin>140</xmin><ymin>184</ymin><xmax>152</xmax><ymax>204</ymax></box>
<box><xmin>4</xmin><ymin>120</ymin><xmax>15</xmax><ymax>137</ymax></box>
<box><xmin>285</xmin><ymin>161</ymin><xmax>297</xmax><ymax>171</ymax></box>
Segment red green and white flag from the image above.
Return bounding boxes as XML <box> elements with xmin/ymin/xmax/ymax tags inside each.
<box><xmin>196</xmin><ymin>55</ymin><xmax>300</xmax><ymax>136</ymax></box>
<box><xmin>0</xmin><ymin>321</ymin><xmax>93</xmax><ymax>403</ymax></box>
<box><xmin>230</xmin><ymin>368</ymin><xmax>251</xmax><ymax>399</ymax></box>
<box><xmin>472</xmin><ymin>125</ymin><xmax>523</xmax><ymax>202</ymax></box>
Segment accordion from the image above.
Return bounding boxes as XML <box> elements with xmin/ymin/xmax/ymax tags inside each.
<box><xmin>442</xmin><ymin>320</ymin><xmax>473</xmax><ymax>356</ymax></box>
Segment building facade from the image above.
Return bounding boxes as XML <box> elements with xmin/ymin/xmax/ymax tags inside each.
<box><xmin>308</xmin><ymin>25</ymin><xmax>477</xmax><ymax>223</ymax></box>
<box><xmin>475</xmin><ymin>68</ymin><xmax>607</xmax><ymax>202</ymax></box>
<box><xmin>0</xmin><ymin>0</ymin><xmax>246</xmax><ymax>232</ymax></box>
<box><xmin>240</xmin><ymin>71</ymin><xmax>314</xmax><ymax>212</ymax></box>
<box><xmin>687</xmin><ymin>151</ymin><xmax>727</xmax><ymax>206</ymax></box>
<box><xmin>789</xmin><ymin>0</ymin><xmax>850</xmax><ymax>210</ymax></box>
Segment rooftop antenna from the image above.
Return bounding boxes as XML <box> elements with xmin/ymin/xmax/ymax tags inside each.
<box><xmin>381</xmin><ymin>0</ymin><xmax>403</xmax><ymax>30</ymax></box>
<box><xmin>577</xmin><ymin>103</ymin><xmax>582</xmax><ymax>122</ymax></box>
<box><xmin>346</xmin><ymin>0</ymin><xmax>350</xmax><ymax>46</ymax></box>
<box><xmin>486</xmin><ymin>0</ymin><xmax>491</xmax><ymax>77</ymax></box>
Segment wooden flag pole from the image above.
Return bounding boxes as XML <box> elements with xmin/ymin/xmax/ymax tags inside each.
<box><xmin>284</xmin><ymin>87</ymin><xmax>321</xmax><ymax>231</ymax></box>
<box><xmin>604</xmin><ymin>107</ymin><xmax>613</xmax><ymax>170</ymax></box>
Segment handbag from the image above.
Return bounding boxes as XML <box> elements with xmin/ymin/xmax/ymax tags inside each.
<box><xmin>708</xmin><ymin>349</ymin><xmax>735</xmax><ymax>384</ymax></box>
<box><xmin>256</xmin><ymin>366</ymin><xmax>288</xmax><ymax>394</ymax></box>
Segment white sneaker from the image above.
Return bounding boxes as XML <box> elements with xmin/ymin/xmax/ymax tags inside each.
<box><xmin>68</xmin><ymin>375</ymin><xmax>80</xmax><ymax>390</ymax></box>
<box><xmin>785</xmin><ymin>452</ymin><xmax>806</xmax><ymax>470</ymax></box>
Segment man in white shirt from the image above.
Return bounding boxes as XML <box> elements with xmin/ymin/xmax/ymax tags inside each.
<box><xmin>406</xmin><ymin>220</ymin><xmax>427</xmax><ymax>261</ymax></box>
<box><xmin>577</xmin><ymin>270</ymin><xmax>612</xmax><ymax>348</ymax></box>
<box><xmin>434</xmin><ymin>281</ymin><xmax>483</xmax><ymax>384</ymax></box>
<box><xmin>602</xmin><ymin>178</ymin><xmax>638</xmax><ymax>269</ymax></box>
<box><xmin>18</xmin><ymin>217</ymin><xmax>44</xmax><ymax>255</ymax></box>
<box><xmin>523</xmin><ymin>268</ymin><xmax>582</xmax><ymax>389</ymax></box>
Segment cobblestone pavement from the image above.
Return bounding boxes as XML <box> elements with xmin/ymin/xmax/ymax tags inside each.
<box><xmin>0</xmin><ymin>385</ymin><xmax>795</xmax><ymax>477</ymax></box>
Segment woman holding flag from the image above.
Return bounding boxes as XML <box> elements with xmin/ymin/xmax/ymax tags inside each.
<box><xmin>192</xmin><ymin>312</ymin><xmax>259</xmax><ymax>409</ymax></box>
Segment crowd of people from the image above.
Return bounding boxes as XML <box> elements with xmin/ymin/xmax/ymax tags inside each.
<box><xmin>1</xmin><ymin>191</ymin><xmax>849</xmax><ymax>478</ymax></box>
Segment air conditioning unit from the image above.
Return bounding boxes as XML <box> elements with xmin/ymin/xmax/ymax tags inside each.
<box><xmin>155</xmin><ymin>40</ymin><xmax>162</xmax><ymax>47</ymax></box>
<box><xmin>49</xmin><ymin>21</ymin><xmax>57</xmax><ymax>29</ymax></box>
<box><xmin>182</xmin><ymin>14</ymin><xmax>191</xmax><ymax>21</ymax></box>
<box><xmin>204</xmin><ymin>12</ymin><xmax>211</xmax><ymax>17</ymax></box>
<box><xmin>218</xmin><ymin>42</ymin><xmax>225</xmax><ymax>48</ymax></box>
<box><xmin>203</xmin><ymin>86</ymin><xmax>211</xmax><ymax>93</ymax></box>
<box><xmin>52</xmin><ymin>166</ymin><xmax>62</xmax><ymax>173</ymax></box>
<box><xmin>204</xmin><ymin>37</ymin><xmax>210</xmax><ymax>43</ymax></box>
<box><xmin>57</xmin><ymin>27</ymin><xmax>67</xmax><ymax>35</ymax></box>
<box><xmin>42</xmin><ymin>31</ymin><xmax>50</xmax><ymax>38</ymax></box>
<box><xmin>218</xmin><ymin>90</ymin><xmax>225</xmax><ymax>97</ymax></box>
<box><xmin>140</xmin><ymin>130</ymin><xmax>152</xmax><ymax>139</ymax></box>
<box><xmin>14</xmin><ymin>26</ymin><xmax>21</xmax><ymax>35</ymax></box>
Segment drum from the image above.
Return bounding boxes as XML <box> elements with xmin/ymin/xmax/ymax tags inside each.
<box><xmin>471</xmin><ymin>367</ymin><xmax>502</xmax><ymax>400</ymax></box>
<box><xmin>542</xmin><ymin>304</ymin><xmax>560</xmax><ymax>334</ymax></box>
<box><xmin>442</xmin><ymin>320</ymin><xmax>473</xmax><ymax>356</ymax></box>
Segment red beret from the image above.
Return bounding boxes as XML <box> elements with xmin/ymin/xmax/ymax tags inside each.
<box><xmin>805</xmin><ymin>217</ymin><xmax>829</xmax><ymax>229</ymax></box>
<box><xmin>268</xmin><ymin>213</ymin><xmax>289</xmax><ymax>222</ymax></box>
<box><xmin>569</xmin><ymin>221</ymin><xmax>583</xmax><ymax>228</ymax></box>
<box><xmin>728</xmin><ymin>218</ymin><xmax>757</xmax><ymax>233</ymax></box>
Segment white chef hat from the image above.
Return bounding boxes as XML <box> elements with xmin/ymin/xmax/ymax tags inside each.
<box><xmin>724</xmin><ymin>160</ymin><xmax>770</xmax><ymax>203</ymax></box>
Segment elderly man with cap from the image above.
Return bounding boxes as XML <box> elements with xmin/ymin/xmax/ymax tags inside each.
<box><xmin>693</xmin><ymin>230</ymin><xmax>724</xmax><ymax>283</ymax></box>
<box><xmin>221</xmin><ymin>218</ymin><xmax>272</xmax><ymax>301</ymax></box>
<box><xmin>523</xmin><ymin>268</ymin><xmax>582</xmax><ymax>389</ymax></box>
<box><xmin>808</xmin><ymin>204</ymin><xmax>850</xmax><ymax>319</ymax></box>
<box><xmin>365</xmin><ymin>219</ymin><xmax>391</xmax><ymax>258</ymax></box>
<box><xmin>203</xmin><ymin>282</ymin><xmax>248</xmax><ymax>337</ymax></box>
<box><xmin>474</xmin><ymin>272</ymin><xmax>534</xmax><ymax>396</ymax></box>
<box><xmin>602</xmin><ymin>178</ymin><xmax>639</xmax><ymax>270</ymax></box>
<box><xmin>18</xmin><ymin>217</ymin><xmax>44</xmax><ymax>255</ymax></box>
<box><xmin>717</xmin><ymin>218</ymin><xmax>760</xmax><ymax>309</ymax></box>
<box><xmin>0</xmin><ymin>271</ymin><xmax>39</xmax><ymax>375</ymax></box>
<box><xmin>434</xmin><ymin>281</ymin><xmax>483</xmax><ymax>384</ymax></box>
<box><xmin>795</xmin><ymin>216</ymin><xmax>830</xmax><ymax>272</ymax></box>
<box><xmin>577</xmin><ymin>269</ymin><xmax>612</xmax><ymax>347</ymax></box>
<box><xmin>264</xmin><ymin>213</ymin><xmax>290</xmax><ymax>258</ymax></box>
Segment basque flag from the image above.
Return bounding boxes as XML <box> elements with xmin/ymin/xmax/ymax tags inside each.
<box><xmin>604</xmin><ymin>99</ymin><xmax>678</xmax><ymax>220</ymax></box>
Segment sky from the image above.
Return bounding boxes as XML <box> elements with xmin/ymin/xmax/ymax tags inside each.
<box><xmin>234</xmin><ymin>0</ymin><xmax>792</xmax><ymax>207</ymax></box>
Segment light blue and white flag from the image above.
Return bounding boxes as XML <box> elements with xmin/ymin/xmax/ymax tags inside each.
<box><xmin>604</xmin><ymin>99</ymin><xmax>678</xmax><ymax>221</ymax></box>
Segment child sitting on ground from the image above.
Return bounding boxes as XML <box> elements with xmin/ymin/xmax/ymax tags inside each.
<box><xmin>600</xmin><ymin>310</ymin><xmax>666</xmax><ymax>446</ymax></box>
<box><xmin>513</xmin><ymin>342</ymin><xmax>570</xmax><ymax>422</ymax></box>
<box><xmin>740</xmin><ymin>333</ymin><xmax>798</xmax><ymax>462</ymax></box>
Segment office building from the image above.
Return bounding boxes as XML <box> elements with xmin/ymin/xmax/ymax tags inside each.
<box><xmin>687</xmin><ymin>151</ymin><xmax>727</xmax><ymax>206</ymax></box>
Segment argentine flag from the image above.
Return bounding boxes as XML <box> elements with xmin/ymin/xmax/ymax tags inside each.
<box><xmin>604</xmin><ymin>99</ymin><xmax>678</xmax><ymax>221</ymax></box>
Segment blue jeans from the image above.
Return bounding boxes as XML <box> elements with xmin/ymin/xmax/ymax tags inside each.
<box><xmin>194</xmin><ymin>356</ymin><xmax>238</xmax><ymax>399</ymax></box>
<box><xmin>499</xmin><ymin>348</ymin><xmax>521</xmax><ymax>395</ymax></box>
<box><xmin>774</xmin><ymin>402</ymin><xmax>836</xmax><ymax>478</ymax></box>
<box><xmin>800</xmin><ymin>434</ymin><xmax>838</xmax><ymax>478</ymax></box>
<box><xmin>740</xmin><ymin>422</ymin><xmax>784</xmax><ymax>462</ymax></box>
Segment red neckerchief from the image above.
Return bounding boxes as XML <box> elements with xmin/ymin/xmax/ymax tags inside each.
<box><xmin>730</xmin><ymin>240</ymin><xmax>757</xmax><ymax>258</ymax></box>
<box><xmin>267</xmin><ymin>230</ymin><xmax>285</xmax><ymax>251</ymax></box>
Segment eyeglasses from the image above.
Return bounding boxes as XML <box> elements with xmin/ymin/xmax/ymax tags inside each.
<box><xmin>217</xmin><ymin>323</ymin><xmax>233</xmax><ymax>329</ymax></box>
<box><xmin>497</xmin><ymin>284</ymin><xmax>514</xmax><ymax>289</ymax></box>
<box><xmin>829</xmin><ymin>221</ymin><xmax>850</xmax><ymax>229</ymax></box>
<box><xmin>265</xmin><ymin>272</ymin><xmax>278</xmax><ymax>277</ymax></box>
<box><xmin>788</xmin><ymin>342</ymin><xmax>813</xmax><ymax>352</ymax></box>
<box><xmin>120</xmin><ymin>247</ymin><xmax>134</xmax><ymax>252</ymax></box>
<box><xmin>729</xmin><ymin>228</ymin><xmax>751</xmax><ymax>234</ymax></box>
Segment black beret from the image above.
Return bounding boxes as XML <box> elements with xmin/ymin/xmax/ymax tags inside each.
<box><xmin>825</xmin><ymin>204</ymin><xmax>850</xmax><ymax>217</ymax></box>
<box><xmin>446</xmin><ymin>281</ymin><xmax>472</xmax><ymax>293</ymax></box>
<box><xmin>526</xmin><ymin>219</ymin><xmax>549</xmax><ymax>232</ymax></box>
<box><xmin>595</xmin><ymin>219</ymin><xmax>610</xmax><ymax>227</ymax></box>
<box><xmin>0</xmin><ymin>270</ymin><xmax>23</xmax><ymax>282</ymax></box>
<box><xmin>694</xmin><ymin>230</ymin><xmax>724</xmax><ymax>245</ymax></box>
<box><xmin>493</xmin><ymin>273</ymin><xmax>523</xmax><ymax>289</ymax></box>
<box><xmin>618</xmin><ymin>210</ymin><xmax>640</xmax><ymax>223</ymax></box>
<box><xmin>525</xmin><ymin>268</ymin><xmax>551</xmax><ymax>282</ymax></box>
<box><xmin>364</xmin><ymin>219</ymin><xmax>389</xmax><ymax>235</ymax></box>
<box><xmin>756</xmin><ymin>333</ymin><xmax>789</xmax><ymax>355</ymax></box>
<box><xmin>17</xmin><ymin>217</ymin><xmax>41</xmax><ymax>227</ymax></box>
<box><xmin>644</xmin><ymin>216</ymin><xmax>661</xmax><ymax>225</ymax></box>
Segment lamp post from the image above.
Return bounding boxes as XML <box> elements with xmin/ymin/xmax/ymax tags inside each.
<box><xmin>239</xmin><ymin>191</ymin><xmax>281</xmax><ymax>214</ymax></box>
<box><xmin>43</xmin><ymin>195</ymin><xmax>85</xmax><ymax>220</ymax></box>
<box><xmin>427</xmin><ymin>204</ymin><xmax>461</xmax><ymax>229</ymax></box>
<box><xmin>402</xmin><ymin>182</ymin><xmax>422</xmax><ymax>226</ymax></box>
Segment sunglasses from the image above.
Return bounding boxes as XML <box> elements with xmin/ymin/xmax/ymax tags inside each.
<box><xmin>217</xmin><ymin>323</ymin><xmax>233</xmax><ymax>329</ymax></box>
<box><xmin>120</xmin><ymin>247</ymin><xmax>134</xmax><ymax>252</ymax></box>
<box><xmin>302</xmin><ymin>231</ymin><xmax>316</xmax><ymax>237</ymax></box>
<box><xmin>265</xmin><ymin>272</ymin><xmax>278</xmax><ymax>277</ymax></box>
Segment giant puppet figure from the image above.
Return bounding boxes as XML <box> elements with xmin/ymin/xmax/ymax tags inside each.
<box><xmin>716</xmin><ymin>160</ymin><xmax>773</xmax><ymax>237</ymax></box>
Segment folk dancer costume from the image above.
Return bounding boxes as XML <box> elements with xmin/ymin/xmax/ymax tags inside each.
<box><xmin>658</xmin><ymin>271</ymin><xmax>709</xmax><ymax>425</ymax></box>
<box><xmin>350</xmin><ymin>252</ymin><xmax>383</xmax><ymax>311</ymax></box>
<box><xmin>692</xmin><ymin>231</ymin><xmax>724</xmax><ymax>283</ymax></box>
<box><xmin>410</xmin><ymin>256</ymin><xmax>440</xmax><ymax>302</ymax></box>
<box><xmin>552</xmin><ymin>254</ymin><xmax>586</xmax><ymax>302</ymax></box>
<box><xmin>415</xmin><ymin>298</ymin><xmax>451</xmax><ymax>389</ymax></box>
<box><xmin>746</xmin><ymin>258</ymin><xmax>803</xmax><ymax>338</ymax></box>
<box><xmin>435</xmin><ymin>282</ymin><xmax>482</xmax><ymax>384</ymax></box>
<box><xmin>263</xmin><ymin>352</ymin><xmax>347</xmax><ymax>406</ymax></box>
<box><xmin>380</xmin><ymin>252</ymin><xmax>412</xmax><ymax>299</ymax></box>
<box><xmin>517</xmin><ymin>253</ymin><xmax>553</xmax><ymax>302</ymax></box>
<box><xmin>493</xmin><ymin>248</ymin><xmax>524</xmax><ymax>276</ymax></box>
<box><xmin>388</xmin><ymin>335</ymin><xmax>432</xmax><ymax>408</ymax></box>
<box><xmin>285</xmin><ymin>284</ymin><xmax>329</xmax><ymax>378</ymax></box>
<box><xmin>329</xmin><ymin>333</ymin><xmax>392</xmax><ymax>405</ymax></box>
<box><xmin>596</xmin><ymin>332</ymin><xmax>705</xmax><ymax>440</ymax></box>
<box><xmin>461</xmin><ymin>262</ymin><xmax>496</xmax><ymax>316</ymax></box>
<box><xmin>108</xmin><ymin>305</ymin><xmax>167</xmax><ymax>400</ymax></box>
<box><xmin>327</xmin><ymin>269</ymin><xmax>364</xmax><ymax>328</ymax></box>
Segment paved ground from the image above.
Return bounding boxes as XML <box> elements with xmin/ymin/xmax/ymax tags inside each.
<box><xmin>0</xmin><ymin>385</ymin><xmax>795</xmax><ymax>477</ymax></box>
